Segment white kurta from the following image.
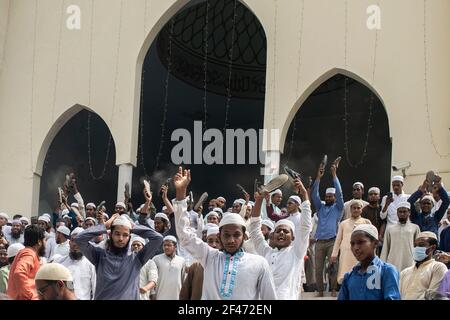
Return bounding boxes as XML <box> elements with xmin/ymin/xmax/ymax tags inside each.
<box><xmin>139</xmin><ymin>259</ymin><xmax>158</xmax><ymax>300</ymax></box>
<box><xmin>380</xmin><ymin>222</ymin><xmax>420</xmax><ymax>272</ymax></box>
<box><xmin>45</xmin><ymin>232</ymin><xmax>57</xmax><ymax>260</ymax></box>
<box><xmin>53</xmin><ymin>240</ymin><xmax>70</xmax><ymax>258</ymax></box>
<box><xmin>380</xmin><ymin>192</ymin><xmax>410</xmax><ymax>227</ymax></box>
<box><xmin>173</xmin><ymin>199</ymin><xmax>277</xmax><ymax>300</ymax></box>
<box><xmin>342</xmin><ymin>199</ymin><xmax>369</xmax><ymax>220</ymax></box>
<box><xmin>249</xmin><ymin>200</ymin><xmax>312</xmax><ymax>300</ymax></box>
<box><xmin>153</xmin><ymin>253</ymin><xmax>185</xmax><ymax>300</ymax></box>
<box><xmin>4</xmin><ymin>232</ymin><xmax>24</xmax><ymax>245</ymax></box>
<box><xmin>54</xmin><ymin>254</ymin><xmax>96</xmax><ymax>300</ymax></box>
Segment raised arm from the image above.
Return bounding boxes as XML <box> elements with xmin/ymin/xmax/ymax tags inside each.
<box><xmin>249</xmin><ymin>191</ymin><xmax>271</xmax><ymax>256</ymax></box>
<box><xmin>433</xmin><ymin>179</ymin><xmax>449</xmax><ymax>222</ymax></box>
<box><xmin>331</xmin><ymin>165</ymin><xmax>344</xmax><ymax>211</ymax></box>
<box><xmin>311</xmin><ymin>164</ymin><xmax>325</xmax><ymax>211</ymax></box>
<box><xmin>73</xmin><ymin>223</ymin><xmax>106</xmax><ymax>266</ymax></box>
<box><xmin>292</xmin><ymin>178</ymin><xmax>313</xmax><ymax>259</ymax></box>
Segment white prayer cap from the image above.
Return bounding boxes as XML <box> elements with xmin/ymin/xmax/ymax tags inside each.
<box><xmin>274</xmin><ymin>219</ymin><xmax>295</xmax><ymax>233</ymax></box>
<box><xmin>368</xmin><ymin>187</ymin><xmax>380</xmax><ymax>194</ymax></box>
<box><xmin>11</xmin><ymin>219</ymin><xmax>22</xmax><ymax>225</ymax></box>
<box><xmin>102</xmin><ymin>212</ymin><xmax>109</xmax><ymax>219</ymax></box>
<box><xmin>35</xmin><ymin>263</ymin><xmax>73</xmax><ymax>282</ymax></box>
<box><xmin>219</xmin><ymin>213</ymin><xmax>246</xmax><ymax>229</ymax></box>
<box><xmin>0</xmin><ymin>213</ymin><xmax>9</xmax><ymax>219</ymax></box>
<box><xmin>392</xmin><ymin>175</ymin><xmax>404</xmax><ymax>183</ymax></box>
<box><xmin>70</xmin><ymin>203</ymin><xmax>79</xmax><ymax>208</ymax></box>
<box><xmin>84</xmin><ymin>217</ymin><xmax>97</xmax><ymax>225</ymax></box>
<box><xmin>261</xmin><ymin>219</ymin><xmax>274</xmax><ymax>231</ymax></box>
<box><xmin>352</xmin><ymin>224</ymin><xmax>378</xmax><ymax>240</ymax></box>
<box><xmin>248</xmin><ymin>201</ymin><xmax>255</xmax><ymax>207</ymax></box>
<box><xmin>420</xmin><ymin>195</ymin><xmax>435</xmax><ymax>204</ymax></box>
<box><xmin>205</xmin><ymin>211</ymin><xmax>220</xmax><ymax>219</ymax></box>
<box><xmin>154</xmin><ymin>212</ymin><xmax>170</xmax><ymax>223</ymax></box>
<box><xmin>203</xmin><ymin>223</ymin><xmax>218</xmax><ymax>232</ymax></box>
<box><xmin>19</xmin><ymin>217</ymin><xmax>30</xmax><ymax>224</ymax></box>
<box><xmin>61</xmin><ymin>209</ymin><xmax>70</xmax><ymax>216</ymax></box>
<box><xmin>38</xmin><ymin>216</ymin><xmax>51</xmax><ymax>224</ymax></box>
<box><xmin>233</xmin><ymin>199</ymin><xmax>246</xmax><ymax>206</ymax></box>
<box><xmin>163</xmin><ymin>235</ymin><xmax>177</xmax><ymax>244</ymax></box>
<box><xmin>115</xmin><ymin>202</ymin><xmax>126</xmax><ymax>209</ymax></box>
<box><xmin>206</xmin><ymin>226</ymin><xmax>220</xmax><ymax>237</ymax></box>
<box><xmin>217</xmin><ymin>197</ymin><xmax>226</xmax><ymax>202</ymax></box>
<box><xmin>353</xmin><ymin>182</ymin><xmax>364</xmax><ymax>189</ymax></box>
<box><xmin>131</xmin><ymin>236</ymin><xmax>146</xmax><ymax>246</ymax></box>
<box><xmin>417</xmin><ymin>231</ymin><xmax>437</xmax><ymax>240</ymax></box>
<box><xmin>42</xmin><ymin>213</ymin><xmax>52</xmax><ymax>219</ymax></box>
<box><xmin>111</xmin><ymin>215</ymin><xmax>132</xmax><ymax>229</ymax></box>
<box><xmin>70</xmin><ymin>227</ymin><xmax>84</xmax><ymax>237</ymax></box>
<box><xmin>325</xmin><ymin>188</ymin><xmax>336</xmax><ymax>195</ymax></box>
<box><xmin>288</xmin><ymin>195</ymin><xmax>301</xmax><ymax>205</ymax></box>
<box><xmin>396</xmin><ymin>202</ymin><xmax>411</xmax><ymax>210</ymax></box>
<box><xmin>86</xmin><ymin>203</ymin><xmax>96</xmax><ymax>209</ymax></box>
<box><xmin>349</xmin><ymin>199</ymin><xmax>364</xmax><ymax>208</ymax></box>
<box><xmin>7</xmin><ymin>243</ymin><xmax>24</xmax><ymax>258</ymax></box>
<box><xmin>213</xmin><ymin>207</ymin><xmax>223</xmax><ymax>214</ymax></box>
<box><xmin>56</xmin><ymin>226</ymin><xmax>71</xmax><ymax>237</ymax></box>
<box><xmin>162</xmin><ymin>206</ymin><xmax>167</xmax><ymax>211</ymax></box>
<box><xmin>271</xmin><ymin>189</ymin><xmax>282</xmax><ymax>196</ymax></box>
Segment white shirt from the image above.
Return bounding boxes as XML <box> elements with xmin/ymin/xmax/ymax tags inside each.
<box><xmin>173</xmin><ymin>199</ymin><xmax>277</xmax><ymax>300</ymax></box>
<box><xmin>4</xmin><ymin>232</ymin><xmax>24</xmax><ymax>245</ymax></box>
<box><xmin>380</xmin><ymin>192</ymin><xmax>410</xmax><ymax>227</ymax></box>
<box><xmin>139</xmin><ymin>259</ymin><xmax>158</xmax><ymax>300</ymax></box>
<box><xmin>54</xmin><ymin>254</ymin><xmax>96</xmax><ymax>300</ymax></box>
<box><xmin>53</xmin><ymin>240</ymin><xmax>70</xmax><ymax>259</ymax></box>
<box><xmin>249</xmin><ymin>201</ymin><xmax>312</xmax><ymax>300</ymax></box>
<box><xmin>45</xmin><ymin>232</ymin><xmax>57</xmax><ymax>260</ymax></box>
<box><xmin>153</xmin><ymin>253</ymin><xmax>185</xmax><ymax>300</ymax></box>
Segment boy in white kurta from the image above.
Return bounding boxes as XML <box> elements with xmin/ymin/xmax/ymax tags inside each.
<box><xmin>172</xmin><ymin>167</ymin><xmax>277</xmax><ymax>300</ymax></box>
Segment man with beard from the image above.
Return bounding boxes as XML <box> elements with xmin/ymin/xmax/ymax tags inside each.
<box><xmin>74</xmin><ymin>212</ymin><xmax>163</xmax><ymax>300</ymax></box>
<box><xmin>4</xmin><ymin>220</ymin><xmax>24</xmax><ymax>245</ymax></box>
<box><xmin>50</xmin><ymin>226</ymin><xmax>71</xmax><ymax>261</ymax></box>
<box><xmin>53</xmin><ymin>227</ymin><xmax>96</xmax><ymax>300</ymax></box>
<box><xmin>7</xmin><ymin>225</ymin><xmax>46</xmax><ymax>299</ymax></box>
<box><xmin>85</xmin><ymin>203</ymin><xmax>96</xmax><ymax>218</ymax></box>
<box><xmin>361</xmin><ymin>187</ymin><xmax>385</xmax><ymax>236</ymax></box>
<box><xmin>262</xmin><ymin>189</ymin><xmax>284</xmax><ymax>221</ymax></box>
<box><xmin>38</xmin><ymin>215</ymin><xmax>57</xmax><ymax>261</ymax></box>
<box><xmin>0</xmin><ymin>243</ymin><xmax>25</xmax><ymax>293</ymax></box>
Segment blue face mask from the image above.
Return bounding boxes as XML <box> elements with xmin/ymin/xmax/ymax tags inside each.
<box><xmin>413</xmin><ymin>246</ymin><xmax>428</xmax><ymax>262</ymax></box>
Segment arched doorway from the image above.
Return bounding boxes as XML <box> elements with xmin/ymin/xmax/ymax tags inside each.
<box><xmin>39</xmin><ymin>109</ymin><xmax>117</xmax><ymax>214</ymax></box>
<box><xmin>281</xmin><ymin>73</ymin><xmax>391</xmax><ymax>201</ymax></box>
<box><xmin>134</xmin><ymin>0</ymin><xmax>267</xmax><ymax>208</ymax></box>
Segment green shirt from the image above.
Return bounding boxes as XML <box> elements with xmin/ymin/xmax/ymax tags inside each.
<box><xmin>0</xmin><ymin>265</ymin><xmax>10</xmax><ymax>294</ymax></box>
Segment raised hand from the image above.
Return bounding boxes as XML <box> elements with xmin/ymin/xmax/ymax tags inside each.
<box><xmin>419</xmin><ymin>180</ymin><xmax>429</xmax><ymax>193</ymax></box>
<box><xmin>143</xmin><ymin>188</ymin><xmax>152</xmax><ymax>203</ymax></box>
<box><xmin>160</xmin><ymin>185</ymin><xmax>168</xmax><ymax>199</ymax></box>
<box><xmin>294</xmin><ymin>178</ymin><xmax>307</xmax><ymax>196</ymax></box>
<box><xmin>317</xmin><ymin>164</ymin><xmax>325</xmax><ymax>180</ymax></box>
<box><xmin>330</xmin><ymin>164</ymin><xmax>337</xmax><ymax>178</ymax></box>
<box><xmin>174</xmin><ymin>166</ymin><xmax>191</xmax><ymax>200</ymax></box>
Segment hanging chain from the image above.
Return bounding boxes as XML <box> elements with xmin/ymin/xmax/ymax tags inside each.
<box><xmin>51</xmin><ymin>0</ymin><xmax>66</xmax><ymax>122</ymax></box>
<box><xmin>271</xmin><ymin>0</ymin><xmax>279</xmax><ymax>131</ymax></box>
<box><xmin>202</xmin><ymin>0</ymin><xmax>210</xmax><ymax>130</ymax></box>
<box><xmin>223</xmin><ymin>0</ymin><xmax>238</xmax><ymax>132</ymax></box>
<box><xmin>423</xmin><ymin>0</ymin><xmax>450</xmax><ymax>158</ymax></box>
<box><xmin>87</xmin><ymin>112</ymin><xmax>112</xmax><ymax>180</ymax></box>
<box><xmin>154</xmin><ymin>18</ymin><xmax>175</xmax><ymax>172</ymax></box>
<box><xmin>342</xmin><ymin>0</ymin><xmax>378</xmax><ymax>168</ymax></box>
<box><xmin>29</xmin><ymin>0</ymin><xmax>39</xmax><ymax>173</ymax></box>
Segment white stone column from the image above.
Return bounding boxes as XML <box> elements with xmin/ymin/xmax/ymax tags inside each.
<box><xmin>117</xmin><ymin>163</ymin><xmax>133</xmax><ymax>203</ymax></box>
<box><xmin>262</xmin><ymin>150</ymin><xmax>281</xmax><ymax>184</ymax></box>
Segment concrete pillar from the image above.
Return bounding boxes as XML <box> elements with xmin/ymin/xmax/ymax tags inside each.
<box><xmin>117</xmin><ymin>163</ymin><xmax>133</xmax><ymax>203</ymax></box>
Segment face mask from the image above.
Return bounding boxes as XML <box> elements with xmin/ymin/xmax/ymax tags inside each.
<box><xmin>413</xmin><ymin>246</ymin><xmax>428</xmax><ymax>262</ymax></box>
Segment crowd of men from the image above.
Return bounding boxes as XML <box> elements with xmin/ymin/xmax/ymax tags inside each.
<box><xmin>0</xmin><ymin>160</ymin><xmax>449</xmax><ymax>300</ymax></box>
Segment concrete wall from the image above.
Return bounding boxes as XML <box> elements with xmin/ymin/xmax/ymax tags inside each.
<box><xmin>0</xmin><ymin>0</ymin><xmax>449</xmax><ymax>216</ymax></box>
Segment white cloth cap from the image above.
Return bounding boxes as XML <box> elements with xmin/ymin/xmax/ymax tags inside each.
<box><xmin>35</xmin><ymin>263</ymin><xmax>73</xmax><ymax>281</ymax></box>
<box><xmin>271</xmin><ymin>189</ymin><xmax>282</xmax><ymax>196</ymax></box>
<box><xmin>420</xmin><ymin>195</ymin><xmax>435</xmax><ymax>204</ymax></box>
<box><xmin>216</xmin><ymin>197</ymin><xmax>226</xmax><ymax>202</ymax></box>
<box><xmin>349</xmin><ymin>199</ymin><xmax>364</xmax><ymax>208</ymax></box>
<box><xmin>326</xmin><ymin>188</ymin><xmax>336</xmax><ymax>194</ymax></box>
<box><xmin>19</xmin><ymin>217</ymin><xmax>30</xmax><ymax>224</ymax></box>
<box><xmin>353</xmin><ymin>182</ymin><xmax>364</xmax><ymax>189</ymax></box>
<box><xmin>56</xmin><ymin>226</ymin><xmax>71</xmax><ymax>237</ymax></box>
<box><xmin>203</xmin><ymin>223</ymin><xmax>218</xmax><ymax>232</ymax></box>
<box><xmin>70</xmin><ymin>227</ymin><xmax>84</xmax><ymax>237</ymax></box>
<box><xmin>396</xmin><ymin>202</ymin><xmax>411</xmax><ymax>210</ymax></box>
<box><xmin>219</xmin><ymin>213</ymin><xmax>246</xmax><ymax>228</ymax></box>
<box><xmin>248</xmin><ymin>201</ymin><xmax>255</xmax><ymax>207</ymax></box>
<box><xmin>261</xmin><ymin>219</ymin><xmax>274</xmax><ymax>231</ymax></box>
<box><xmin>103</xmin><ymin>212</ymin><xmax>109</xmax><ymax>219</ymax></box>
<box><xmin>115</xmin><ymin>202</ymin><xmax>126</xmax><ymax>209</ymax></box>
<box><xmin>38</xmin><ymin>216</ymin><xmax>51</xmax><ymax>223</ymax></box>
<box><xmin>0</xmin><ymin>213</ymin><xmax>9</xmax><ymax>219</ymax></box>
<box><xmin>288</xmin><ymin>195</ymin><xmax>301</xmax><ymax>205</ymax></box>
<box><xmin>163</xmin><ymin>235</ymin><xmax>177</xmax><ymax>244</ymax></box>
<box><xmin>86</xmin><ymin>203</ymin><xmax>96</xmax><ymax>209</ymax></box>
<box><xmin>7</xmin><ymin>243</ymin><xmax>25</xmax><ymax>258</ymax></box>
<box><xmin>42</xmin><ymin>213</ymin><xmax>52</xmax><ymax>219</ymax></box>
<box><xmin>352</xmin><ymin>224</ymin><xmax>378</xmax><ymax>240</ymax></box>
<box><xmin>213</xmin><ymin>208</ymin><xmax>223</xmax><ymax>214</ymax></box>
<box><xmin>131</xmin><ymin>236</ymin><xmax>146</xmax><ymax>246</ymax></box>
<box><xmin>233</xmin><ymin>199</ymin><xmax>246</xmax><ymax>206</ymax></box>
<box><xmin>61</xmin><ymin>209</ymin><xmax>70</xmax><ymax>216</ymax></box>
<box><xmin>392</xmin><ymin>175</ymin><xmax>404</xmax><ymax>183</ymax></box>
<box><xmin>70</xmin><ymin>203</ymin><xmax>79</xmax><ymax>208</ymax></box>
<box><xmin>111</xmin><ymin>216</ymin><xmax>132</xmax><ymax>229</ymax></box>
<box><xmin>206</xmin><ymin>226</ymin><xmax>220</xmax><ymax>237</ymax></box>
<box><xmin>274</xmin><ymin>219</ymin><xmax>295</xmax><ymax>233</ymax></box>
<box><xmin>11</xmin><ymin>220</ymin><xmax>21</xmax><ymax>225</ymax></box>
<box><xmin>368</xmin><ymin>187</ymin><xmax>380</xmax><ymax>194</ymax></box>
<box><xmin>155</xmin><ymin>212</ymin><xmax>170</xmax><ymax>223</ymax></box>
<box><xmin>205</xmin><ymin>211</ymin><xmax>220</xmax><ymax>219</ymax></box>
<box><xmin>417</xmin><ymin>231</ymin><xmax>437</xmax><ymax>240</ymax></box>
<box><xmin>162</xmin><ymin>206</ymin><xmax>167</xmax><ymax>211</ymax></box>
<box><xmin>84</xmin><ymin>217</ymin><xmax>97</xmax><ymax>225</ymax></box>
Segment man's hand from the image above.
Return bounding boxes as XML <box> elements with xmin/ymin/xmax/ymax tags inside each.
<box><xmin>419</xmin><ymin>180</ymin><xmax>428</xmax><ymax>193</ymax></box>
<box><xmin>254</xmin><ymin>191</ymin><xmax>266</xmax><ymax>202</ymax></box>
<box><xmin>294</xmin><ymin>178</ymin><xmax>307</xmax><ymax>197</ymax></box>
<box><xmin>436</xmin><ymin>252</ymin><xmax>450</xmax><ymax>264</ymax></box>
<box><xmin>143</xmin><ymin>188</ymin><xmax>152</xmax><ymax>204</ymax></box>
<box><xmin>139</xmin><ymin>287</ymin><xmax>149</xmax><ymax>294</ymax></box>
<box><xmin>104</xmin><ymin>213</ymin><xmax>120</xmax><ymax>230</ymax></box>
<box><xmin>330</xmin><ymin>164</ymin><xmax>337</xmax><ymax>178</ymax></box>
<box><xmin>316</xmin><ymin>164</ymin><xmax>325</xmax><ymax>180</ymax></box>
<box><xmin>329</xmin><ymin>256</ymin><xmax>337</xmax><ymax>265</ymax></box>
<box><xmin>434</xmin><ymin>175</ymin><xmax>442</xmax><ymax>190</ymax></box>
<box><xmin>174</xmin><ymin>166</ymin><xmax>191</xmax><ymax>200</ymax></box>
<box><xmin>160</xmin><ymin>185</ymin><xmax>169</xmax><ymax>199</ymax></box>
<box><xmin>243</xmin><ymin>191</ymin><xmax>250</xmax><ymax>204</ymax></box>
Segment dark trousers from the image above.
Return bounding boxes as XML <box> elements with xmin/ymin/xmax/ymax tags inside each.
<box><xmin>314</xmin><ymin>238</ymin><xmax>338</xmax><ymax>292</ymax></box>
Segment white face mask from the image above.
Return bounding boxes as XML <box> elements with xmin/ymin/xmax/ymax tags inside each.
<box><xmin>413</xmin><ymin>246</ymin><xmax>428</xmax><ymax>262</ymax></box>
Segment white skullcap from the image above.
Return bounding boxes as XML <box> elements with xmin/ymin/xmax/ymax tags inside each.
<box><xmin>233</xmin><ymin>199</ymin><xmax>246</xmax><ymax>206</ymax></box>
<box><xmin>0</xmin><ymin>212</ymin><xmax>9</xmax><ymax>219</ymax></box>
<box><xmin>19</xmin><ymin>217</ymin><xmax>30</xmax><ymax>224</ymax></box>
<box><xmin>70</xmin><ymin>227</ymin><xmax>84</xmax><ymax>237</ymax></box>
<box><xmin>111</xmin><ymin>216</ymin><xmax>132</xmax><ymax>229</ymax></box>
<box><xmin>203</xmin><ymin>222</ymin><xmax>219</xmax><ymax>231</ymax></box>
<box><xmin>35</xmin><ymin>263</ymin><xmax>73</xmax><ymax>282</ymax></box>
<box><xmin>417</xmin><ymin>231</ymin><xmax>437</xmax><ymax>240</ymax></box>
<box><xmin>213</xmin><ymin>208</ymin><xmax>223</xmax><ymax>214</ymax></box>
<box><xmin>261</xmin><ymin>219</ymin><xmax>274</xmax><ymax>230</ymax></box>
<box><xmin>274</xmin><ymin>219</ymin><xmax>295</xmax><ymax>233</ymax></box>
<box><xmin>163</xmin><ymin>235</ymin><xmax>177</xmax><ymax>244</ymax></box>
<box><xmin>396</xmin><ymin>202</ymin><xmax>411</xmax><ymax>210</ymax></box>
<box><xmin>352</xmin><ymin>224</ymin><xmax>378</xmax><ymax>240</ymax></box>
<box><xmin>206</xmin><ymin>226</ymin><xmax>220</xmax><ymax>237</ymax></box>
<box><xmin>392</xmin><ymin>175</ymin><xmax>404</xmax><ymax>183</ymax></box>
<box><xmin>56</xmin><ymin>226</ymin><xmax>71</xmax><ymax>237</ymax></box>
<box><xmin>61</xmin><ymin>209</ymin><xmax>70</xmax><ymax>216</ymax></box>
<box><xmin>271</xmin><ymin>189</ymin><xmax>282</xmax><ymax>196</ymax></box>
<box><xmin>102</xmin><ymin>212</ymin><xmax>109</xmax><ymax>219</ymax></box>
<box><xmin>86</xmin><ymin>203</ymin><xmax>96</xmax><ymax>209</ymax></box>
<box><xmin>38</xmin><ymin>216</ymin><xmax>50</xmax><ymax>223</ymax></box>
<box><xmin>155</xmin><ymin>212</ymin><xmax>170</xmax><ymax>223</ymax></box>
<box><xmin>349</xmin><ymin>199</ymin><xmax>364</xmax><ymax>208</ymax></box>
<box><xmin>288</xmin><ymin>195</ymin><xmax>301</xmax><ymax>205</ymax></box>
<box><xmin>326</xmin><ymin>188</ymin><xmax>336</xmax><ymax>194</ymax></box>
<box><xmin>115</xmin><ymin>202</ymin><xmax>126</xmax><ymax>209</ymax></box>
<box><xmin>353</xmin><ymin>182</ymin><xmax>364</xmax><ymax>189</ymax></box>
<box><xmin>420</xmin><ymin>195</ymin><xmax>435</xmax><ymax>204</ymax></box>
<box><xmin>205</xmin><ymin>211</ymin><xmax>220</xmax><ymax>219</ymax></box>
<box><xmin>131</xmin><ymin>236</ymin><xmax>146</xmax><ymax>246</ymax></box>
<box><xmin>70</xmin><ymin>203</ymin><xmax>79</xmax><ymax>208</ymax></box>
<box><xmin>85</xmin><ymin>217</ymin><xmax>97</xmax><ymax>225</ymax></box>
<box><xmin>162</xmin><ymin>206</ymin><xmax>167</xmax><ymax>211</ymax></box>
<box><xmin>7</xmin><ymin>243</ymin><xmax>25</xmax><ymax>258</ymax></box>
<box><xmin>219</xmin><ymin>213</ymin><xmax>246</xmax><ymax>228</ymax></box>
<box><xmin>217</xmin><ymin>197</ymin><xmax>226</xmax><ymax>202</ymax></box>
<box><xmin>11</xmin><ymin>219</ymin><xmax>22</xmax><ymax>225</ymax></box>
<box><xmin>368</xmin><ymin>187</ymin><xmax>380</xmax><ymax>194</ymax></box>
<box><xmin>248</xmin><ymin>201</ymin><xmax>255</xmax><ymax>207</ymax></box>
<box><xmin>42</xmin><ymin>213</ymin><xmax>52</xmax><ymax>219</ymax></box>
